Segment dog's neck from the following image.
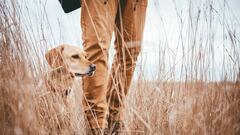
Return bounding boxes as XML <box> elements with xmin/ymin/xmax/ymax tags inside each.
<box><xmin>47</xmin><ymin>67</ymin><xmax>74</xmax><ymax>93</ymax></box>
<box><xmin>51</xmin><ymin>66</ymin><xmax>74</xmax><ymax>78</ymax></box>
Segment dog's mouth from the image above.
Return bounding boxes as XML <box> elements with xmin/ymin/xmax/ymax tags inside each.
<box><xmin>74</xmin><ymin>71</ymin><xmax>95</xmax><ymax>77</ymax></box>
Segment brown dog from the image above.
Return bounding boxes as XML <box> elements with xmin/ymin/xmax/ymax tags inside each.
<box><xmin>45</xmin><ymin>45</ymin><xmax>96</xmax><ymax>96</ymax></box>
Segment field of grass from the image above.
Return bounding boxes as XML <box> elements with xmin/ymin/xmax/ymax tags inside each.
<box><xmin>0</xmin><ymin>0</ymin><xmax>240</xmax><ymax>135</ymax></box>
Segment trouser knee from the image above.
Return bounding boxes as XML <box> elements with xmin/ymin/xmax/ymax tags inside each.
<box><xmin>115</xmin><ymin>41</ymin><xmax>142</xmax><ymax>67</ymax></box>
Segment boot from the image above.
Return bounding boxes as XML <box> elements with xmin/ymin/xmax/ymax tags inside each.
<box><xmin>89</xmin><ymin>128</ymin><xmax>111</xmax><ymax>135</ymax></box>
<box><xmin>90</xmin><ymin>128</ymin><xmax>104</xmax><ymax>135</ymax></box>
<box><xmin>108</xmin><ymin>121</ymin><xmax>123</xmax><ymax>135</ymax></box>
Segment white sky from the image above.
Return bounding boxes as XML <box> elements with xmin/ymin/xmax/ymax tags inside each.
<box><xmin>19</xmin><ymin>0</ymin><xmax>240</xmax><ymax>81</ymax></box>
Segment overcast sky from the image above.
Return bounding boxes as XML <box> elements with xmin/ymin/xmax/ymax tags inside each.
<box><xmin>19</xmin><ymin>0</ymin><xmax>240</xmax><ymax>81</ymax></box>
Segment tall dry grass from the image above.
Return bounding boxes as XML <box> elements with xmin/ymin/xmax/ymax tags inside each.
<box><xmin>0</xmin><ymin>0</ymin><xmax>240</xmax><ymax>135</ymax></box>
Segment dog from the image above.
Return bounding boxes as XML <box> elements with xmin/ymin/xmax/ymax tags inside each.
<box><xmin>42</xmin><ymin>45</ymin><xmax>96</xmax><ymax>130</ymax></box>
<box><xmin>45</xmin><ymin>44</ymin><xmax>96</xmax><ymax>97</ymax></box>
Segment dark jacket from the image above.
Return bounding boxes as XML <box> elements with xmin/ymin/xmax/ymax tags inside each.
<box><xmin>59</xmin><ymin>0</ymin><xmax>81</xmax><ymax>13</ymax></box>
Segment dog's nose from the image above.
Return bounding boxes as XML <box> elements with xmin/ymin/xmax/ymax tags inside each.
<box><xmin>90</xmin><ymin>64</ymin><xmax>96</xmax><ymax>71</ymax></box>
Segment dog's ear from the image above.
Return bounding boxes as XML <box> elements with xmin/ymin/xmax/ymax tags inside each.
<box><xmin>45</xmin><ymin>46</ymin><xmax>65</xmax><ymax>69</ymax></box>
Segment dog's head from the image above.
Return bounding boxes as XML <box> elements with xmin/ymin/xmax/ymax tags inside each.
<box><xmin>45</xmin><ymin>45</ymin><xmax>96</xmax><ymax>77</ymax></box>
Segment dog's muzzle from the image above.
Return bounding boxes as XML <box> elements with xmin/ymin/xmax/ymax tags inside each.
<box><xmin>74</xmin><ymin>64</ymin><xmax>96</xmax><ymax>77</ymax></box>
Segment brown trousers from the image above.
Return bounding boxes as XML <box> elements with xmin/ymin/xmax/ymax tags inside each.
<box><xmin>81</xmin><ymin>0</ymin><xmax>147</xmax><ymax>129</ymax></box>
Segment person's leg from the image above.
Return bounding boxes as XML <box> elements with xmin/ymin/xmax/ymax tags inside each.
<box><xmin>80</xmin><ymin>0</ymin><xmax>119</xmax><ymax>132</ymax></box>
<box><xmin>107</xmin><ymin>0</ymin><xmax>148</xmax><ymax>133</ymax></box>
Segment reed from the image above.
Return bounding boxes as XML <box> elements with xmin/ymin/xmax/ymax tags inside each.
<box><xmin>0</xmin><ymin>0</ymin><xmax>239</xmax><ymax>134</ymax></box>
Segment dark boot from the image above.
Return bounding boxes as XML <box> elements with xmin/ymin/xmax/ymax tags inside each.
<box><xmin>90</xmin><ymin>128</ymin><xmax>105</xmax><ymax>135</ymax></box>
<box><xmin>108</xmin><ymin>121</ymin><xmax>123</xmax><ymax>135</ymax></box>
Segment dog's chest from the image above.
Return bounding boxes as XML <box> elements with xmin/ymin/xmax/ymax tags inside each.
<box><xmin>46</xmin><ymin>71</ymin><xmax>74</xmax><ymax>93</ymax></box>
<box><xmin>62</xmin><ymin>79</ymin><xmax>83</xmax><ymax>107</ymax></box>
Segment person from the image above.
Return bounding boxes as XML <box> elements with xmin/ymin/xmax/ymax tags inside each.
<box><xmin>80</xmin><ymin>0</ymin><xmax>147</xmax><ymax>134</ymax></box>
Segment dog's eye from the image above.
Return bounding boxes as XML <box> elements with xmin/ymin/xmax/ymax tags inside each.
<box><xmin>72</xmin><ymin>54</ymin><xmax>80</xmax><ymax>59</ymax></box>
